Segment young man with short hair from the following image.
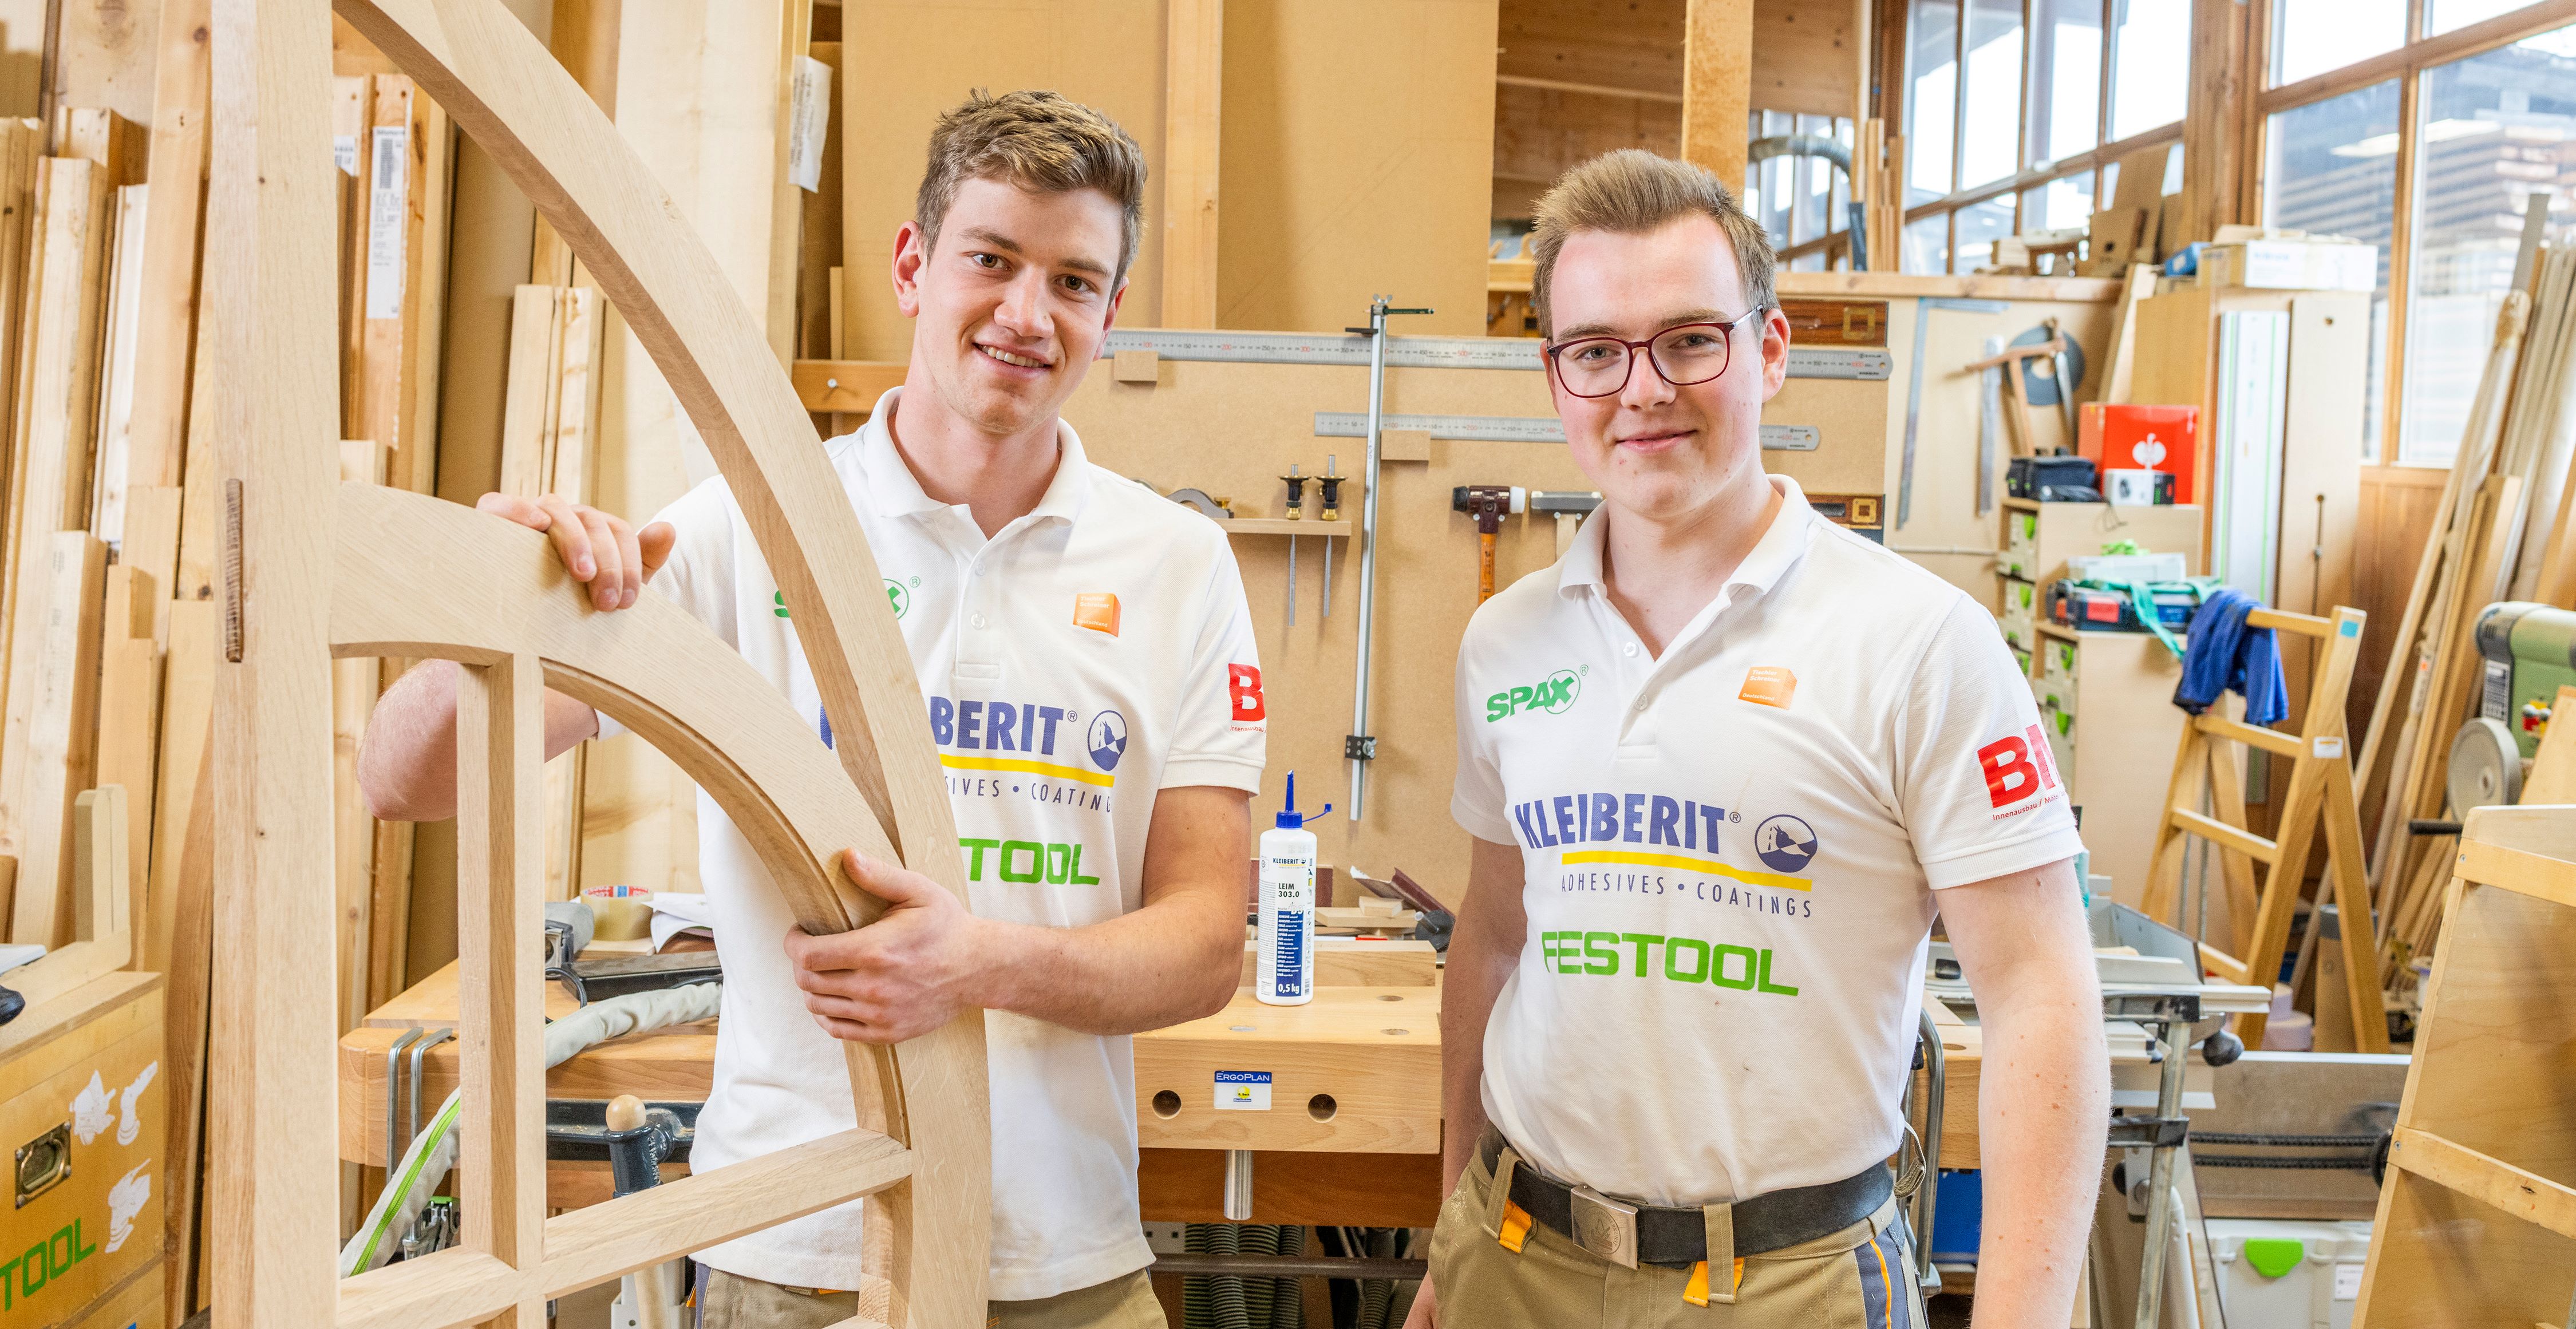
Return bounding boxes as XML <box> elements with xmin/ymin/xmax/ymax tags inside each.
<box><xmin>361</xmin><ymin>90</ymin><xmax>1258</xmax><ymax>1328</ymax></box>
<box><xmin>1406</xmin><ymin>149</ymin><xmax>2109</xmax><ymax>1327</ymax></box>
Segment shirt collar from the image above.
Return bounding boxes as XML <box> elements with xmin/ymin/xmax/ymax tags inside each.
<box><xmin>1557</xmin><ymin>473</ymin><xmax>1817</xmax><ymax>601</ymax></box>
<box><xmin>855</xmin><ymin>386</ymin><xmax>1093</xmax><ymax>526</ymax></box>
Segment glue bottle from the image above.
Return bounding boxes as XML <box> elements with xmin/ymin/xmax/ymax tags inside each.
<box><xmin>1257</xmin><ymin>772</ymin><xmax>1330</xmax><ymax>1006</ymax></box>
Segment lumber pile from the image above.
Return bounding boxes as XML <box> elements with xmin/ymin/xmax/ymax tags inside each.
<box><xmin>2356</xmin><ymin>195</ymin><xmax>2576</xmax><ymax>986</ymax></box>
<box><xmin>0</xmin><ymin>48</ymin><xmax>456</xmax><ymax>1321</ymax></box>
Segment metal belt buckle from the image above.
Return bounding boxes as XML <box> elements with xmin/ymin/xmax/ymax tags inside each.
<box><xmin>1568</xmin><ymin>1185</ymin><xmax>1641</xmax><ymax>1269</ymax></box>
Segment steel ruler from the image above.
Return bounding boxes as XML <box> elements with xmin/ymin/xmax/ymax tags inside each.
<box><xmin>1311</xmin><ymin>412</ymin><xmax>1820</xmax><ymax>450</ymax></box>
<box><xmin>1103</xmin><ymin>329</ymin><xmax>1890</xmax><ymax>381</ymax></box>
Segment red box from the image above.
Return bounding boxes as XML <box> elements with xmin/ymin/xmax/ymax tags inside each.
<box><xmin>2077</xmin><ymin>404</ymin><xmax>2198</xmax><ymax>504</ymax></box>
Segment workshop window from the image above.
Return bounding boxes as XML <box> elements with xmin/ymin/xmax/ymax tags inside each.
<box><xmin>1901</xmin><ymin>0</ymin><xmax>2188</xmax><ymax>272</ymax></box>
<box><xmin>2255</xmin><ymin>2</ymin><xmax>2576</xmax><ymax>469</ymax></box>
<box><xmin>2262</xmin><ymin>81</ymin><xmax>2400</xmax><ymax>460</ymax></box>
<box><xmin>1759</xmin><ymin>114</ymin><xmax>1860</xmax><ymax>270</ymax></box>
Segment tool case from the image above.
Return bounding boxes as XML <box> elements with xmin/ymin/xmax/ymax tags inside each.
<box><xmin>2007</xmin><ymin>455</ymin><xmax>2099</xmax><ymax>501</ymax></box>
<box><xmin>2046</xmin><ymin>579</ymin><xmax>2210</xmax><ymax>632</ymax></box>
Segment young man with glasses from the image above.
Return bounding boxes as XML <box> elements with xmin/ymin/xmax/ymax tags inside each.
<box><xmin>1405</xmin><ymin>149</ymin><xmax>2108</xmax><ymax>1327</ymax></box>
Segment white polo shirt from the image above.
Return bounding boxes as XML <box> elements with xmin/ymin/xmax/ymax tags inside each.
<box><xmin>1451</xmin><ymin>474</ymin><xmax>2083</xmax><ymax>1207</ymax></box>
<box><xmin>609</xmin><ymin>389</ymin><xmax>1266</xmax><ymax>1298</ymax></box>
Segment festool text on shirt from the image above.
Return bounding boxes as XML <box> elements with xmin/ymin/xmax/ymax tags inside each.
<box><xmin>1537</xmin><ymin>928</ymin><xmax>1800</xmax><ymax>995</ymax></box>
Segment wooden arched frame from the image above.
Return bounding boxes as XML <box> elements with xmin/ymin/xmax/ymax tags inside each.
<box><xmin>206</xmin><ymin>1</ymin><xmax>986</xmax><ymax>1326</ymax></box>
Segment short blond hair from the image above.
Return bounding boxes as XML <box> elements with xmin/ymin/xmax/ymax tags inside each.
<box><xmin>916</xmin><ymin>90</ymin><xmax>1148</xmax><ymax>286</ymax></box>
<box><xmin>1528</xmin><ymin>149</ymin><xmax>1777</xmax><ymax>339</ymax></box>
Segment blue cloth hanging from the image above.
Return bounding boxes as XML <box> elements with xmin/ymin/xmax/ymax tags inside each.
<box><xmin>2173</xmin><ymin>587</ymin><xmax>2288</xmax><ymax>725</ymax></box>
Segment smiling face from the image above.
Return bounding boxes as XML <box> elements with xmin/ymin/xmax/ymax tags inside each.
<box><xmin>892</xmin><ymin>175</ymin><xmax>1128</xmax><ymax>438</ymax></box>
<box><xmin>1544</xmin><ymin>215</ymin><xmax>1790</xmax><ymax>525</ymax></box>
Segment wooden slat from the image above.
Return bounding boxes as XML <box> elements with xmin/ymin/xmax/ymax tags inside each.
<box><xmin>0</xmin><ymin>156</ymin><xmax>113</xmax><ymax>696</ymax></box>
<box><xmin>2390</xmin><ymin>1127</ymin><xmax>2576</xmax><ymax>1243</ymax></box>
<box><xmin>90</xmin><ymin>182</ymin><xmax>151</xmax><ymax>543</ymax></box>
<box><xmin>1160</xmin><ymin>0</ymin><xmax>1221</xmax><ymax>328</ymax></box>
<box><xmin>2245</xmin><ymin>606</ymin><xmax>2336</xmax><ymax>638</ymax></box>
<box><xmin>2170</xmin><ymin>806</ymin><xmax>2281</xmax><ymax>864</ymax></box>
<box><xmin>455</xmin><ymin>653</ymin><xmax>546</xmax><ymax>1324</ymax></box>
<box><xmin>2195</xmin><ymin>713</ymin><xmax>2303</xmax><ymax>758</ymax></box>
<box><xmin>203</xmin><ymin>0</ymin><xmax>343</xmax><ymax>1319</ymax></box>
<box><xmin>94</xmin><ymin>565</ymin><xmax>161</xmax><ymax>955</ymax></box>
<box><xmin>390</xmin><ymin>89</ymin><xmax>449</xmax><ymax>497</ymax></box>
<box><xmin>2456</xmin><ymin>838</ymin><xmax>2576</xmax><ymax>911</ymax></box>
<box><xmin>125</xmin><ymin>0</ymin><xmax>213</xmax><ymax>496</ymax></box>
<box><xmin>493</xmin><ymin>283</ymin><xmax>558</xmax><ymax>497</ymax></box>
<box><xmin>535</xmin><ymin>1128</ymin><xmax>913</xmax><ymax>1297</ymax></box>
<box><xmin>144</xmin><ymin>599</ymin><xmax>215</xmax><ymax>974</ymax></box>
<box><xmin>160</xmin><ymin>723</ymin><xmax>215</xmax><ymax>1319</ymax></box>
<box><xmin>2198</xmin><ymin>942</ymin><xmax>2249</xmax><ymax>987</ymax></box>
<box><xmin>3</xmin><ymin>533</ymin><xmax>107</xmax><ymax>947</ymax></box>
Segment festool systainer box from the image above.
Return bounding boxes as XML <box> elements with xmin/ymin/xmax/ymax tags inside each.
<box><xmin>1</xmin><ymin>970</ymin><xmax>167</xmax><ymax>1329</ymax></box>
<box><xmin>2206</xmin><ymin>1218</ymin><xmax>2372</xmax><ymax>1329</ymax></box>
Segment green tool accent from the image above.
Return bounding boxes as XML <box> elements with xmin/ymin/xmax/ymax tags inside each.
<box><xmin>2241</xmin><ymin>1237</ymin><xmax>2304</xmax><ymax>1279</ymax></box>
<box><xmin>2101</xmin><ymin>539</ymin><xmax>2144</xmax><ymax>556</ymax></box>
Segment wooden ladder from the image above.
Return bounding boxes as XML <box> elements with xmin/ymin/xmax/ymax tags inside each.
<box><xmin>2139</xmin><ymin>604</ymin><xmax>2385</xmax><ymax>1053</ymax></box>
<box><xmin>2353</xmin><ymin>804</ymin><xmax>2576</xmax><ymax>1325</ymax></box>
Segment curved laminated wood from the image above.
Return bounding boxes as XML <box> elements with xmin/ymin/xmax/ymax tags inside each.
<box><xmin>328</xmin><ymin>484</ymin><xmax>991</xmax><ymax>1327</ymax></box>
<box><xmin>204</xmin><ymin>0</ymin><xmax>986</xmax><ymax>1323</ymax></box>
<box><xmin>330</xmin><ymin>0</ymin><xmax>965</xmax><ymax>881</ymax></box>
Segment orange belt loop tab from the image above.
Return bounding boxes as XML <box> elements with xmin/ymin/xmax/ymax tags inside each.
<box><xmin>1499</xmin><ymin>1200</ymin><xmax>1533</xmax><ymax>1254</ymax></box>
<box><xmin>1683</xmin><ymin>1261</ymin><xmax>1710</xmax><ymax>1307</ymax></box>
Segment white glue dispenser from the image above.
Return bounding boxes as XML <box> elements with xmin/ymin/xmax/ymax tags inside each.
<box><xmin>1257</xmin><ymin>772</ymin><xmax>1330</xmax><ymax>1006</ymax></box>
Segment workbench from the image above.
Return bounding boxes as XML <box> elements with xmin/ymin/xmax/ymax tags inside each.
<box><xmin>334</xmin><ymin>940</ymin><xmax>2251</xmax><ymax>1231</ymax></box>
<box><xmin>335</xmin><ymin>940</ymin><xmax>1460</xmax><ymax>1221</ymax></box>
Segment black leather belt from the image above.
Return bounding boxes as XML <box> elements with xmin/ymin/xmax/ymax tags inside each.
<box><xmin>1478</xmin><ymin>1126</ymin><xmax>1893</xmax><ymax>1269</ymax></box>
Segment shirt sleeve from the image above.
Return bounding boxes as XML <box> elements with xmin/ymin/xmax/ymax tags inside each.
<box><xmin>1895</xmin><ymin>596</ymin><xmax>2088</xmax><ymax>889</ymax></box>
<box><xmin>1449</xmin><ymin>620</ymin><xmax>1518</xmax><ymax>845</ymax></box>
<box><xmin>1158</xmin><ymin>531</ymin><xmax>1266</xmax><ymax>793</ymax></box>
<box><xmin>592</xmin><ymin>478</ymin><xmax>738</xmax><ymax>742</ymax></box>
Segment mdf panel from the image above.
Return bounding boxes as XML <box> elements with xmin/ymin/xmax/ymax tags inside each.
<box><xmin>837</xmin><ymin>0</ymin><xmax>1170</xmax><ymax>362</ymax></box>
<box><xmin>1216</xmin><ymin>0</ymin><xmax>1498</xmax><ymax>338</ymax></box>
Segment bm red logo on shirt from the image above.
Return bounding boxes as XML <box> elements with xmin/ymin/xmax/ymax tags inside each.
<box><xmin>1977</xmin><ymin>723</ymin><xmax>2061</xmax><ymax>810</ymax></box>
<box><xmin>1228</xmin><ymin>664</ymin><xmax>1267</xmax><ymax>723</ymax></box>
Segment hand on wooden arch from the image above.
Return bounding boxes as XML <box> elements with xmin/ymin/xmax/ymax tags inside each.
<box><xmin>205</xmin><ymin>0</ymin><xmax>987</xmax><ymax>1324</ymax></box>
<box><xmin>329</xmin><ymin>486</ymin><xmax>990</xmax><ymax>1328</ymax></box>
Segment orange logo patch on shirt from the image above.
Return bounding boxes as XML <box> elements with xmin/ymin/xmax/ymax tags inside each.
<box><xmin>1073</xmin><ymin>592</ymin><xmax>1121</xmax><ymax>636</ymax></box>
<box><xmin>1738</xmin><ymin>666</ymin><xmax>1796</xmax><ymax>709</ymax></box>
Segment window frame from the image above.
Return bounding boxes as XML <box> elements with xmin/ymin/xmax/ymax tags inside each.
<box><xmin>1879</xmin><ymin>0</ymin><xmax>2190</xmax><ymax>274</ymax></box>
<box><xmin>2251</xmin><ymin>0</ymin><xmax>2576</xmax><ymax>468</ymax></box>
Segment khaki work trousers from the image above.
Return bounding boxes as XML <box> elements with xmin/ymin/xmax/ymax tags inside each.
<box><xmin>1426</xmin><ymin>1149</ymin><xmax>1927</xmax><ymax>1328</ymax></box>
<box><xmin>694</xmin><ymin>1264</ymin><xmax>1166</xmax><ymax>1329</ymax></box>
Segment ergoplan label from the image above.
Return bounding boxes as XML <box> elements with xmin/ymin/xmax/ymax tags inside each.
<box><xmin>1214</xmin><ymin>1070</ymin><xmax>1273</xmax><ymax>1111</ymax></box>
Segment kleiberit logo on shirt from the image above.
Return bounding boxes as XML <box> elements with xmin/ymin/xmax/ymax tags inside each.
<box><xmin>1506</xmin><ymin>787</ymin><xmax>1818</xmax><ymax>918</ymax></box>
<box><xmin>1754</xmin><ymin>814</ymin><xmax>1816</xmax><ymax>872</ymax></box>
<box><xmin>1976</xmin><ymin>722</ymin><xmax>2064</xmax><ymax>818</ymax></box>
<box><xmin>1087</xmin><ymin>710</ymin><xmax>1127</xmax><ymax>770</ymax></box>
<box><xmin>1486</xmin><ymin>665</ymin><xmax>1585</xmax><ymax>722</ymax></box>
